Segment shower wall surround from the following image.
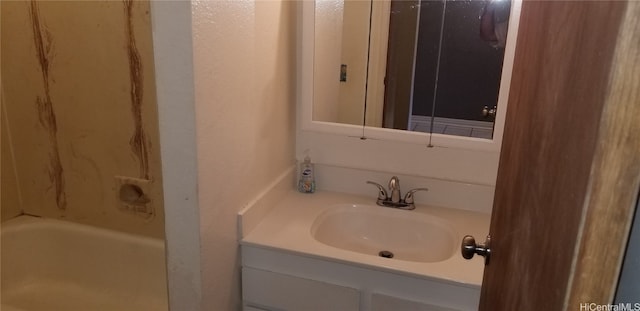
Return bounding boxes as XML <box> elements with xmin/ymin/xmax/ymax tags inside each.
<box><xmin>1</xmin><ymin>1</ymin><xmax>165</xmax><ymax>238</ymax></box>
<box><xmin>1</xmin><ymin>113</ymin><xmax>22</xmax><ymax>221</ymax></box>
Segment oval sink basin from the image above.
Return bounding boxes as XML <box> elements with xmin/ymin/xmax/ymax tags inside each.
<box><xmin>310</xmin><ymin>204</ymin><xmax>458</xmax><ymax>263</ymax></box>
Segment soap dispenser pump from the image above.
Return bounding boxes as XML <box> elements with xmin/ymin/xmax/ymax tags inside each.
<box><xmin>297</xmin><ymin>151</ymin><xmax>316</xmax><ymax>193</ymax></box>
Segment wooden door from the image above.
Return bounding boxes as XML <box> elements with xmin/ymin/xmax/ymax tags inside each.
<box><xmin>478</xmin><ymin>1</ymin><xmax>640</xmax><ymax>310</ymax></box>
<box><xmin>382</xmin><ymin>0</ymin><xmax>418</xmax><ymax>130</ymax></box>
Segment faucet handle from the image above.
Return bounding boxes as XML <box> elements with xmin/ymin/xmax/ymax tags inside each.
<box><xmin>366</xmin><ymin>181</ymin><xmax>388</xmax><ymax>200</ymax></box>
<box><xmin>403</xmin><ymin>188</ymin><xmax>429</xmax><ymax>205</ymax></box>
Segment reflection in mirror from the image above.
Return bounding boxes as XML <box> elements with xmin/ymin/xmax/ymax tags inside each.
<box><xmin>313</xmin><ymin>0</ymin><xmax>513</xmax><ymax>140</ymax></box>
<box><xmin>385</xmin><ymin>0</ymin><xmax>511</xmax><ymax>139</ymax></box>
<box><xmin>313</xmin><ymin>0</ymin><xmax>371</xmax><ymax>126</ymax></box>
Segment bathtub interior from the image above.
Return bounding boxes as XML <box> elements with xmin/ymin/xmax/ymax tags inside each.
<box><xmin>1</xmin><ymin>215</ymin><xmax>168</xmax><ymax>311</ymax></box>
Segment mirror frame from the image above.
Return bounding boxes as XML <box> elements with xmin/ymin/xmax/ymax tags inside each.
<box><xmin>300</xmin><ymin>0</ymin><xmax>523</xmax><ymax>153</ymax></box>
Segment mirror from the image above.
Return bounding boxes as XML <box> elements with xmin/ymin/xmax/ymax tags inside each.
<box><xmin>312</xmin><ymin>0</ymin><xmax>515</xmax><ymax>140</ymax></box>
<box><xmin>313</xmin><ymin>0</ymin><xmax>370</xmax><ymax>126</ymax></box>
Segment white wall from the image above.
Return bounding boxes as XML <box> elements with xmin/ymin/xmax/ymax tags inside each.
<box><xmin>151</xmin><ymin>1</ymin><xmax>202</xmax><ymax>309</ymax></box>
<box><xmin>191</xmin><ymin>0</ymin><xmax>297</xmax><ymax>309</ymax></box>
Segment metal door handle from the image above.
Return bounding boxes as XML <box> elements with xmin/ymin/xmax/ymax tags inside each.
<box><xmin>482</xmin><ymin>106</ymin><xmax>497</xmax><ymax>118</ymax></box>
<box><xmin>461</xmin><ymin>235</ymin><xmax>491</xmax><ymax>265</ymax></box>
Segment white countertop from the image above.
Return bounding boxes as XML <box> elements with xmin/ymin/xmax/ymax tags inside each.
<box><xmin>241</xmin><ymin>190</ymin><xmax>491</xmax><ymax>288</ymax></box>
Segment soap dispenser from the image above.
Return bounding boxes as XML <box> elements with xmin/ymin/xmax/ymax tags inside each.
<box><xmin>297</xmin><ymin>151</ymin><xmax>316</xmax><ymax>193</ymax></box>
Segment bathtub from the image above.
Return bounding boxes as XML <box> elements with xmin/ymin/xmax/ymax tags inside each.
<box><xmin>1</xmin><ymin>216</ymin><xmax>168</xmax><ymax>311</ymax></box>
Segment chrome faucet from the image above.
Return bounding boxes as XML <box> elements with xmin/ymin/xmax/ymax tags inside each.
<box><xmin>366</xmin><ymin>176</ymin><xmax>428</xmax><ymax>210</ymax></box>
<box><xmin>388</xmin><ymin>176</ymin><xmax>401</xmax><ymax>204</ymax></box>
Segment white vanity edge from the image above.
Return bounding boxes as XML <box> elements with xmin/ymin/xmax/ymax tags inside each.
<box><xmin>238</xmin><ymin>165</ymin><xmax>297</xmax><ymax>238</ymax></box>
<box><xmin>240</xmin><ymin>190</ymin><xmax>490</xmax><ymax>288</ymax></box>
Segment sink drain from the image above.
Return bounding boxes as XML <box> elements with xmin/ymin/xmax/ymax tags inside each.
<box><xmin>378</xmin><ymin>250</ymin><xmax>394</xmax><ymax>258</ymax></box>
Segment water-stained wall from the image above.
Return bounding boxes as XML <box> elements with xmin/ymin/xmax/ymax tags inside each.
<box><xmin>1</xmin><ymin>1</ymin><xmax>164</xmax><ymax>238</ymax></box>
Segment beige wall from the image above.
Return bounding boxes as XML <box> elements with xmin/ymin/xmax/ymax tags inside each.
<box><xmin>313</xmin><ymin>0</ymin><xmax>344</xmax><ymax>123</ymax></box>
<box><xmin>191</xmin><ymin>0</ymin><xmax>297</xmax><ymax>309</ymax></box>
<box><xmin>337</xmin><ymin>0</ymin><xmax>369</xmax><ymax>125</ymax></box>
<box><xmin>1</xmin><ymin>102</ymin><xmax>22</xmax><ymax>222</ymax></box>
<box><xmin>1</xmin><ymin>1</ymin><xmax>164</xmax><ymax>238</ymax></box>
<box><xmin>311</xmin><ymin>0</ymin><xmax>387</xmax><ymax>126</ymax></box>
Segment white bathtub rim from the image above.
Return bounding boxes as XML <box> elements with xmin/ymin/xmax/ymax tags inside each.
<box><xmin>1</xmin><ymin>215</ymin><xmax>165</xmax><ymax>248</ymax></box>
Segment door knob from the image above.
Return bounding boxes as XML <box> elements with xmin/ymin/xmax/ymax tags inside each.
<box><xmin>481</xmin><ymin>106</ymin><xmax>497</xmax><ymax>119</ymax></box>
<box><xmin>461</xmin><ymin>235</ymin><xmax>491</xmax><ymax>265</ymax></box>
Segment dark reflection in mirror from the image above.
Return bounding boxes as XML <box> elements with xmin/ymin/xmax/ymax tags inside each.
<box><xmin>382</xmin><ymin>0</ymin><xmax>511</xmax><ymax>139</ymax></box>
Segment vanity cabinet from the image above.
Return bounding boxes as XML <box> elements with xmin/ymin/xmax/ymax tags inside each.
<box><xmin>242</xmin><ymin>267</ymin><xmax>360</xmax><ymax>310</ymax></box>
<box><xmin>241</xmin><ymin>245</ymin><xmax>480</xmax><ymax>311</ymax></box>
<box><xmin>371</xmin><ymin>293</ymin><xmax>459</xmax><ymax>311</ymax></box>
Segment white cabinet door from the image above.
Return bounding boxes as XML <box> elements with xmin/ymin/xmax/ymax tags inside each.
<box><xmin>371</xmin><ymin>293</ymin><xmax>461</xmax><ymax>311</ymax></box>
<box><xmin>242</xmin><ymin>267</ymin><xmax>360</xmax><ymax>311</ymax></box>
